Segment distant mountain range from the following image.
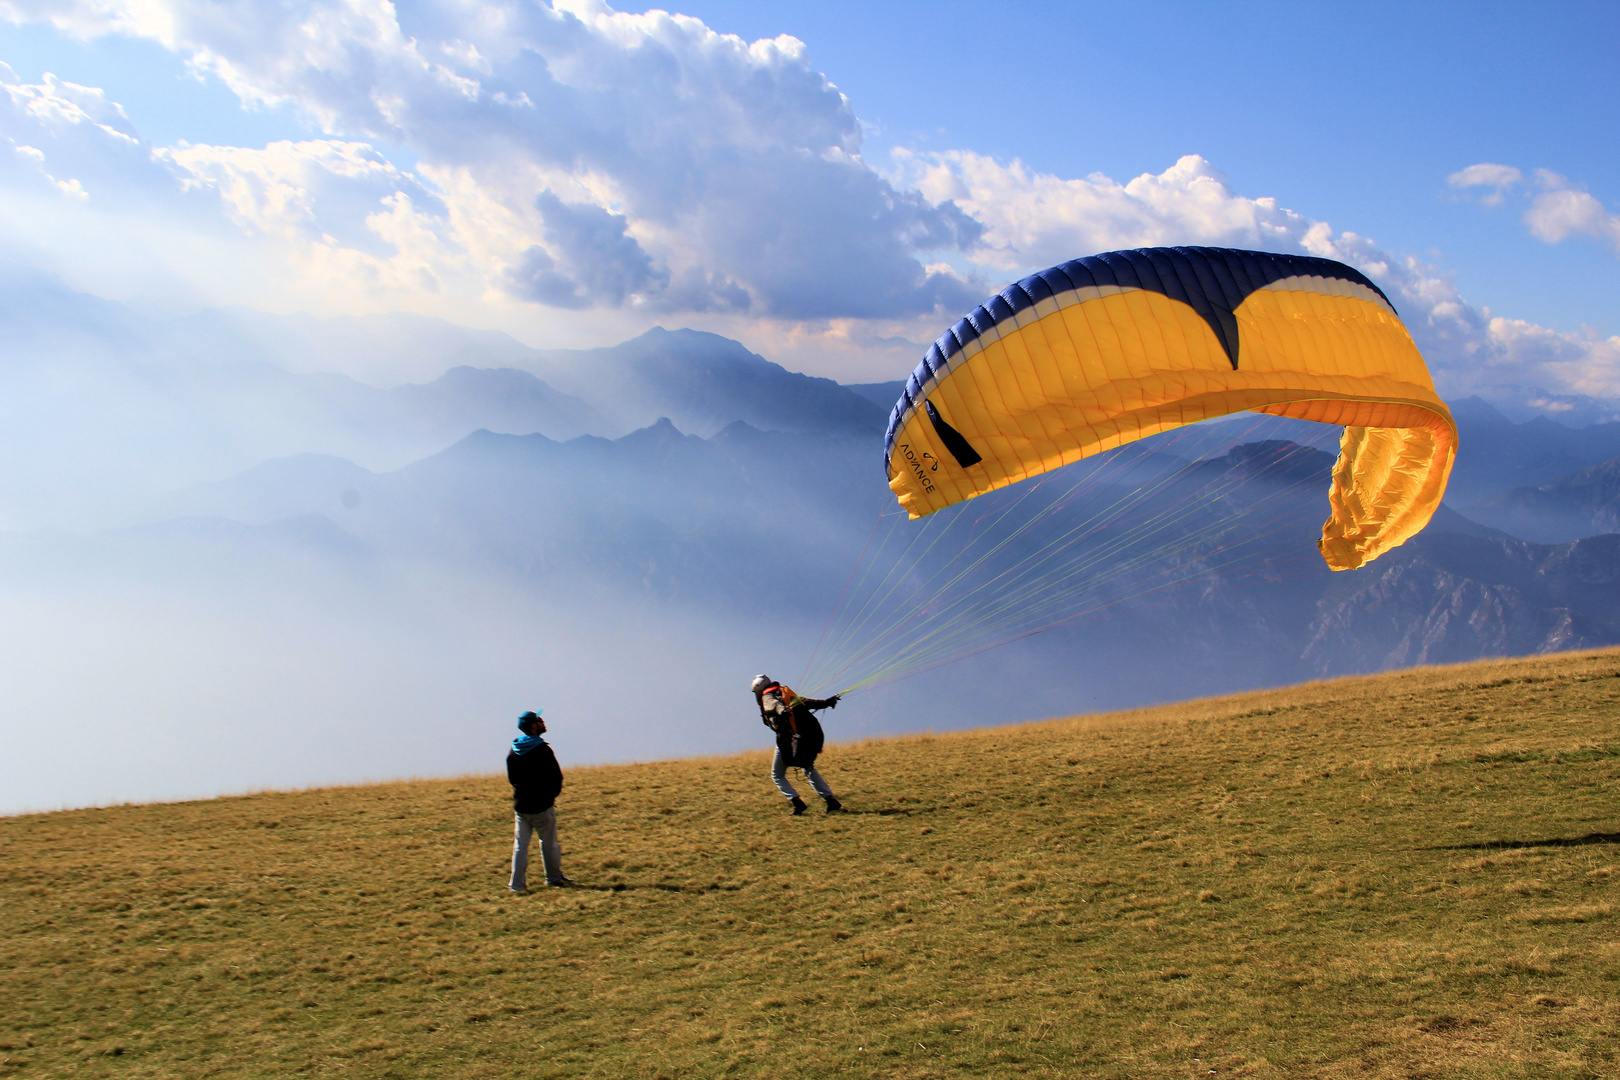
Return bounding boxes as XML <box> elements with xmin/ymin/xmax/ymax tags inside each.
<box><xmin>11</xmin><ymin>260</ymin><xmax>1620</xmax><ymax>688</ymax></box>
<box><xmin>524</xmin><ymin>329</ymin><xmax>888</xmax><ymax>438</ymax></box>
<box><xmin>1443</xmin><ymin>396</ymin><xmax>1620</xmax><ymax>502</ymax></box>
<box><xmin>1461</xmin><ymin>457</ymin><xmax>1620</xmax><ymax>543</ymax></box>
<box><xmin>8</xmin><ymin>262</ymin><xmax>1620</xmax><ymax>809</ymax></box>
<box><xmin>7</xmin><ymin>258</ymin><xmax>1620</xmax><ymax>527</ymax></box>
<box><xmin>133</xmin><ymin>418</ymin><xmax>1620</xmax><ymax>695</ymax></box>
<box><xmin>0</xmin><ymin>264</ymin><xmax>891</xmax><ymax>527</ymax></box>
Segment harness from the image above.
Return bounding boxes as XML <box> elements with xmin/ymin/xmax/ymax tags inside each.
<box><xmin>763</xmin><ymin>684</ymin><xmax>799</xmax><ymax>734</ymax></box>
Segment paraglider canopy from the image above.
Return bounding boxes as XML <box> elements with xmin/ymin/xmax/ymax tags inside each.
<box><xmin>884</xmin><ymin>247</ymin><xmax>1456</xmax><ymax>570</ymax></box>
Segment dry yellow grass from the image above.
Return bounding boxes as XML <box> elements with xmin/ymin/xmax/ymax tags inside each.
<box><xmin>4</xmin><ymin>650</ymin><xmax>1619</xmax><ymax>1078</ymax></box>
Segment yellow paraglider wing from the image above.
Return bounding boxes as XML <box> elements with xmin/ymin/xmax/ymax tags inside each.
<box><xmin>883</xmin><ymin>247</ymin><xmax>1456</xmax><ymax>571</ymax></box>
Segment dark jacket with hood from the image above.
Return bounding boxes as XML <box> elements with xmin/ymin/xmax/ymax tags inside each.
<box><xmin>506</xmin><ymin>740</ymin><xmax>563</xmax><ymax>814</ymax></box>
<box><xmin>759</xmin><ymin>685</ymin><xmax>835</xmax><ymax>767</ymax></box>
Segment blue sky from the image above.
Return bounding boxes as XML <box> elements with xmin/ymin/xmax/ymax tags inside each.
<box><xmin>678</xmin><ymin>0</ymin><xmax>1619</xmax><ymax>338</ymax></box>
<box><xmin>0</xmin><ymin>0</ymin><xmax>1615</xmax><ymax>403</ymax></box>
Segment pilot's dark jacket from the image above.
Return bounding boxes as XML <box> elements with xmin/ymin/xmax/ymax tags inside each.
<box><xmin>506</xmin><ymin>741</ymin><xmax>563</xmax><ymax>814</ymax></box>
<box><xmin>759</xmin><ymin>686</ymin><xmax>834</xmax><ymax>767</ymax></box>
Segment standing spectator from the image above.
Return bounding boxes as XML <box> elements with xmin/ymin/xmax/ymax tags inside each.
<box><xmin>507</xmin><ymin>709</ymin><xmax>573</xmax><ymax>891</ymax></box>
<box><xmin>751</xmin><ymin>675</ymin><xmax>843</xmax><ymax>815</ymax></box>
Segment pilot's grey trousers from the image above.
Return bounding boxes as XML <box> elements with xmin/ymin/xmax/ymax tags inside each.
<box><xmin>772</xmin><ymin>747</ymin><xmax>835</xmax><ymax>802</ymax></box>
<box><xmin>509</xmin><ymin>807</ymin><xmax>564</xmax><ymax>890</ymax></box>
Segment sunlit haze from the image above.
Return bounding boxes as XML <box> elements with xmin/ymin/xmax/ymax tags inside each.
<box><xmin>2</xmin><ymin>0</ymin><xmax>1616</xmax><ymax>814</ymax></box>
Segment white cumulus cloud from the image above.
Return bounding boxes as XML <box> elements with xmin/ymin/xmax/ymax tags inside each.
<box><xmin>1524</xmin><ymin>169</ymin><xmax>1620</xmax><ymax>253</ymax></box>
<box><xmin>155</xmin><ymin>139</ymin><xmax>463</xmax><ymax>295</ymax></box>
<box><xmin>3</xmin><ymin>0</ymin><xmax>984</xmax><ymax>320</ymax></box>
<box><xmin>1447</xmin><ymin>162</ymin><xmax>1523</xmax><ymax>205</ymax></box>
<box><xmin>0</xmin><ymin>61</ymin><xmax>144</xmax><ymax>201</ymax></box>
<box><xmin>1451</xmin><ymin>160</ymin><xmax>1620</xmax><ymax>255</ymax></box>
<box><xmin>898</xmin><ymin>151</ymin><xmax>1311</xmax><ymax>272</ymax></box>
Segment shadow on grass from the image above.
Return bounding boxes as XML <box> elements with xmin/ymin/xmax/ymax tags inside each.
<box><xmin>835</xmin><ymin>805</ymin><xmax>946</xmax><ymax>817</ymax></box>
<box><xmin>842</xmin><ymin>809</ymin><xmax>946</xmax><ymax>819</ymax></box>
<box><xmin>555</xmin><ymin>881</ymin><xmax>747</xmax><ymax>894</ymax></box>
<box><xmin>1428</xmin><ymin>832</ymin><xmax>1620</xmax><ymax>851</ymax></box>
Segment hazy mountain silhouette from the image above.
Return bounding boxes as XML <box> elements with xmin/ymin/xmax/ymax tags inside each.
<box><xmin>1462</xmin><ymin>457</ymin><xmax>1620</xmax><ymax>543</ymax></box>
<box><xmin>845</xmin><ymin>381</ymin><xmax>904</xmax><ymax>410</ymax></box>
<box><xmin>388</xmin><ymin>366</ymin><xmax>603</xmax><ymax>441</ymax></box>
<box><xmin>9</xmin><ymin>259</ymin><xmax>1620</xmax><ymax>528</ymax></box>
<box><xmin>522</xmin><ymin>327</ymin><xmax>888</xmax><ymax>437</ymax></box>
<box><xmin>1445</xmin><ymin>397</ymin><xmax>1620</xmax><ymax>502</ymax></box>
<box><xmin>141</xmin><ymin>419</ymin><xmax>1620</xmax><ymax>691</ymax></box>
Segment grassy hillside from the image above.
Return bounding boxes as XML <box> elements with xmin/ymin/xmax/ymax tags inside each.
<box><xmin>4</xmin><ymin>651</ymin><xmax>1619</xmax><ymax>1079</ymax></box>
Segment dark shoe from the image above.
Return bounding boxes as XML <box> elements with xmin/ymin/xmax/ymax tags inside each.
<box><xmin>547</xmin><ymin>877</ymin><xmax>576</xmax><ymax>887</ymax></box>
<box><xmin>824</xmin><ymin>796</ymin><xmax>843</xmax><ymax>813</ymax></box>
<box><xmin>790</xmin><ymin>797</ymin><xmax>808</xmax><ymax>815</ymax></box>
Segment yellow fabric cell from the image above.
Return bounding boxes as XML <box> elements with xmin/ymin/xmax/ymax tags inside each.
<box><xmin>1065</xmin><ymin>302</ymin><xmax>1123</xmax><ymax>410</ymax></box>
<box><xmin>982</xmin><ymin>336</ymin><xmax>1050</xmax><ymax>459</ymax></box>
<box><xmin>887</xmin><ymin>283</ymin><xmax>1457</xmax><ymax>571</ymax></box>
<box><xmin>1012</xmin><ymin>325</ymin><xmax>1073</xmax><ymax>450</ymax></box>
<box><xmin>968</xmin><ymin>336</ymin><xmax>1019</xmax><ymax>466</ymax></box>
<box><xmin>1120</xmin><ymin>288</ymin><xmax>1171</xmax><ymax>376</ymax></box>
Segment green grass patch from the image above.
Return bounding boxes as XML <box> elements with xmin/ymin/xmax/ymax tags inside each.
<box><xmin>3</xmin><ymin>650</ymin><xmax>1620</xmax><ymax>1078</ymax></box>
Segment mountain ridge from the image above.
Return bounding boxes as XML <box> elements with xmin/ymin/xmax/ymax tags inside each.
<box><xmin>75</xmin><ymin>418</ymin><xmax>1620</xmax><ymax>703</ymax></box>
<box><xmin>1463</xmin><ymin>456</ymin><xmax>1620</xmax><ymax>543</ymax></box>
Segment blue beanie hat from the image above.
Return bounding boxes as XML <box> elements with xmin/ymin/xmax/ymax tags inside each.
<box><xmin>517</xmin><ymin>709</ymin><xmax>542</xmax><ymax>731</ymax></box>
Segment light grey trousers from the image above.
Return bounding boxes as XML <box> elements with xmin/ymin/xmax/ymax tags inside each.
<box><xmin>509</xmin><ymin>807</ymin><xmax>564</xmax><ymax>890</ymax></box>
<box><xmin>772</xmin><ymin>747</ymin><xmax>835</xmax><ymax>802</ymax></box>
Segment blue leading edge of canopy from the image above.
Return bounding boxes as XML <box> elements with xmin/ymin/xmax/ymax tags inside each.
<box><xmin>883</xmin><ymin>246</ymin><xmax>1396</xmax><ymax>469</ymax></box>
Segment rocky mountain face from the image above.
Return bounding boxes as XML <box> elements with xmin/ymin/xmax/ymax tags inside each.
<box><xmin>1302</xmin><ymin>531</ymin><xmax>1620</xmax><ymax>674</ymax></box>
